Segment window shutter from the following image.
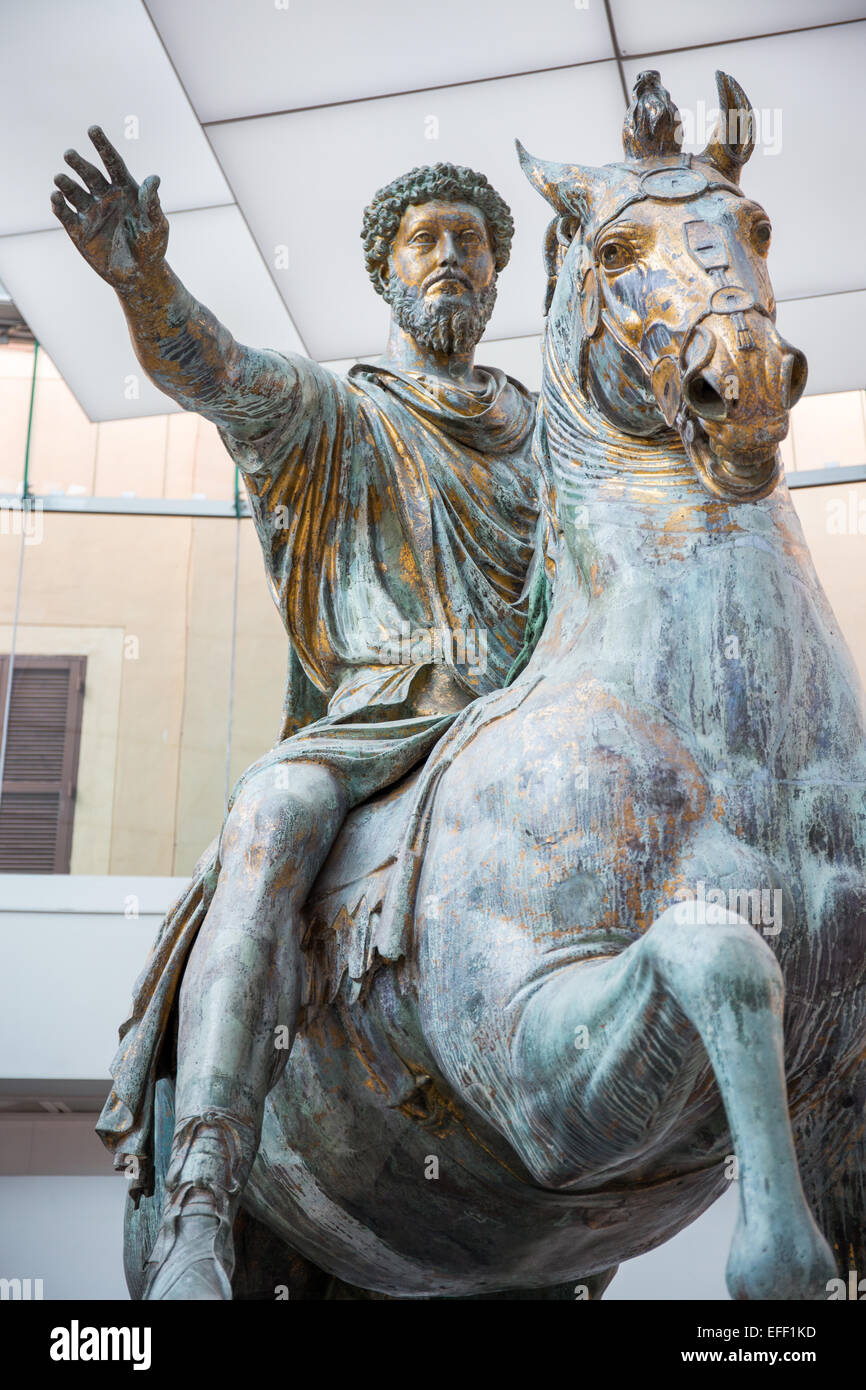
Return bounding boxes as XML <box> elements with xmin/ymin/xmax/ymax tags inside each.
<box><xmin>0</xmin><ymin>655</ymin><xmax>86</xmax><ymax>873</ymax></box>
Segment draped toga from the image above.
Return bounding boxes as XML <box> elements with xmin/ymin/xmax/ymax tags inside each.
<box><xmin>232</xmin><ymin>358</ymin><xmax>540</xmax><ymax>727</ymax></box>
<box><xmin>96</xmin><ymin>354</ymin><xmax>543</xmax><ymax>1191</ymax></box>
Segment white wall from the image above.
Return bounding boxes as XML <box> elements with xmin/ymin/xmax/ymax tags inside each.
<box><xmin>0</xmin><ymin>874</ymin><xmax>184</xmax><ymax>1082</ymax></box>
<box><xmin>0</xmin><ymin>1177</ymin><xmax>128</xmax><ymax>1299</ymax></box>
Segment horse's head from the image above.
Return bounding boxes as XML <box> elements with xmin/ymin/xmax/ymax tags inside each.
<box><xmin>518</xmin><ymin>71</ymin><xmax>806</xmax><ymax>502</ymax></box>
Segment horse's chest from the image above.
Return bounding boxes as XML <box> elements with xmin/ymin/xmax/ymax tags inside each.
<box><xmin>498</xmin><ymin>677</ymin><xmax>710</xmax><ymax>932</ymax></box>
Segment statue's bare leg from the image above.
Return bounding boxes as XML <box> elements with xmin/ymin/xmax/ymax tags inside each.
<box><xmin>144</xmin><ymin>759</ymin><xmax>348</xmax><ymax>1300</ymax></box>
<box><xmin>510</xmin><ymin>907</ymin><xmax>838</xmax><ymax>1299</ymax></box>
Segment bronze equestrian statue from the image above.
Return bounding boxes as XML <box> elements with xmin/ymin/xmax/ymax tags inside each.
<box><xmin>56</xmin><ymin>69</ymin><xmax>865</xmax><ymax>1301</ymax></box>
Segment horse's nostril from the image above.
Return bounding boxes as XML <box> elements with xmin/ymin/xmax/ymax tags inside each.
<box><xmin>684</xmin><ymin>373</ymin><xmax>727</xmax><ymax>420</ymax></box>
<box><xmin>782</xmin><ymin>349</ymin><xmax>808</xmax><ymax>408</ymax></box>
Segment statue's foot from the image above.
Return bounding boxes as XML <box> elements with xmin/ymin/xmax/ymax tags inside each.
<box><xmin>143</xmin><ymin>1186</ymin><xmax>234</xmax><ymax>1301</ymax></box>
<box><xmin>725</xmin><ymin>1205</ymin><xmax>838</xmax><ymax>1301</ymax></box>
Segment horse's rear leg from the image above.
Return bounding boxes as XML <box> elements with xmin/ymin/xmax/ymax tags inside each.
<box><xmin>513</xmin><ymin>906</ymin><xmax>837</xmax><ymax>1300</ymax></box>
<box><xmin>794</xmin><ymin>1059</ymin><xmax>866</xmax><ymax>1296</ymax></box>
<box><xmin>791</xmin><ymin>873</ymin><xmax>866</xmax><ymax>1294</ymax></box>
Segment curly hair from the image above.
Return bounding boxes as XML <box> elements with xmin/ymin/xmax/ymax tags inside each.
<box><xmin>361</xmin><ymin>163</ymin><xmax>514</xmax><ymax>297</ymax></box>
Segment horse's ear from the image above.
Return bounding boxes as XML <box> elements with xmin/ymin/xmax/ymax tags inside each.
<box><xmin>515</xmin><ymin>139</ymin><xmax>593</xmax><ymax>222</ymax></box>
<box><xmin>698</xmin><ymin>71</ymin><xmax>755</xmax><ymax>184</ymax></box>
<box><xmin>541</xmin><ymin>216</ymin><xmax>579</xmax><ymax>316</ymax></box>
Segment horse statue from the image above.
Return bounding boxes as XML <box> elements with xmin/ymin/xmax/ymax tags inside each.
<box><xmin>126</xmin><ymin>71</ymin><xmax>865</xmax><ymax>1300</ymax></box>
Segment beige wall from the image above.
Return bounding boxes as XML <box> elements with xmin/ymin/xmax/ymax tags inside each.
<box><xmin>0</xmin><ymin>624</ymin><xmax>123</xmax><ymax>873</ymax></box>
<box><xmin>0</xmin><ymin>513</ymin><xmax>285</xmax><ymax>876</ymax></box>
<box><xmin>790</xmin><ymin>482</ymin><xmax>866</xmax><ymax>689</ymax></box>
<box><xmin>0</xmin><ymin>342</ymin><xmax>235</xmax><ymax>501</ymax></box>
<box><xmin>172</xmin><ymin>519</ymin><xmax>286</xmax><ymax>874</ymax></box>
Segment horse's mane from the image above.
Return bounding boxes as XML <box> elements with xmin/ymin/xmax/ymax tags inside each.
<box><xmin>537</xmin><ymin>248</ymin><xmax>696</xmax><ymax>508</ymax></box>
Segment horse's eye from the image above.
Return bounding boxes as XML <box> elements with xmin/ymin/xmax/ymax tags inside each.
<box><xmin>752</xmin><ymin>220</ymin><xmax>772</xmax><ymax>254</ymax></box>
<box><xmin>600</xmin><ymin>242</ymin><xmax>633</xmax><ymax>271</ymax></box>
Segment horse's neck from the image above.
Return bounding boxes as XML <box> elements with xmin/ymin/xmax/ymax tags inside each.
<box><xmin>564</xmin><ymin>472</ymin><xmax>808</xmax><ymax>596</ymax></box>
<box><xmin>535</xmin><ymin>373</ymin><xmax>820</xmax><ymax>689</ymax></box>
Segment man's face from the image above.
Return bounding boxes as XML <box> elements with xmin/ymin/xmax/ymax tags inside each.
<box><xmin>385</xmin><ymin>200</ymin><xmax>498</xmax><ymax>356</ymax></box>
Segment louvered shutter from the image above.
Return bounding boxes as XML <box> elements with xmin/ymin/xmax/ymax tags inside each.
<box><xmin>0</xmin><ymin>655</ymin><xmax>86</xmax><ymax>872</ymax></box>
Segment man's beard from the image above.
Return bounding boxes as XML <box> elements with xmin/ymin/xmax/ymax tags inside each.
<box><xmin>386</xmin><ymin>272</ymin><xmax>497</xmax><ymax>356</ymax></box>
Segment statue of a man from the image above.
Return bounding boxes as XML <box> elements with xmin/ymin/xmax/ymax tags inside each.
<box><xmin>51</xmin><ymin>128</ymin><xmax>543</xmax><ymax>1299</ymax></box>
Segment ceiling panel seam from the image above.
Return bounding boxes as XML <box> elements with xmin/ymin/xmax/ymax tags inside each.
<box><xmin>611</xmin><ymin>14</ymin><xmax>865</xmax><ymax>63</ymax></box>
<box><xmin>602</xmin><ymin>0</ymin><xmax>630</xmax><ymax>105</ymax></box>
<box><xmin>194</xmin><ymin>17</ymin><xmax>864</xmax><ymax>129</ymax></box>
<box><xmin>778</xmin><ymin>287</ymin><xmax>866</xmax><ymax>304</ymax></box>
<box><xmin>199</xmin><ymin>56</ymin><xmax>619</xmax><ymax>127</ymax></box>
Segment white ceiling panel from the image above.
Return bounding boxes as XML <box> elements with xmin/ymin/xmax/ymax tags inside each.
<box><xmin>146</xmin><ymin>0</ymin><xmax>614</xmax><ymax>123</ymax></box>
<box><xmin>622</xmin><ymin>25</ymin><xmax>866</xmax><ymax>303</ymax></box>
<box><xmin>1</xmin><ymin>0</ymin><xmax>231</xmax><ymax>236</ymax></box>
<box><xmin>0</xmin><ymin>207</ymin><xmax>305</xmax><ymax>422</ymax></box>
<box><xmin>612</xmin><ymin>2</ymin><xmax>863</xmax><ymax>57</ymax></box>
<box><xmin>208</xmin><ymin>63</ymin><xmax>627</xmax><ymax>361</ymax></box>
<box><xmin>777</xmin><ymin>291</ymin><xmax>866</xmax><ymax>398</ymax></box>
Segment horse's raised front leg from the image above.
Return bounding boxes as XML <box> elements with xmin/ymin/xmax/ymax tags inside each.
<box><xmin>512</xmin><ymin>906</ymin><xmax>838</xmax><ymax>1300</ymax></box>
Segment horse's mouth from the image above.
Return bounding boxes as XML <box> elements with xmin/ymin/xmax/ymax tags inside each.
<box><xmin>681</xmin><ymin>419</ymin><xmax>781</xmax><ymax>502</ymax></box>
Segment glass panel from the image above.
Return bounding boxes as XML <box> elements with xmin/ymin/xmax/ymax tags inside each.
<box><xmin>791</xmin><ymin>480</ymin><xmax>866</xmax><ymax>690</ymax></box>
<box><xmin>0</xmin><ymin>341</ymin><xmax>35</xmax><ymax>496</ymax></box>
<box><xmin>24</xmin><ymin>349</ymin><xmax>96</xmax><ymax>498</ymax></box>
<box><xmin>0</xmin><ymin>513</ymin><xmax>283</xmax><ymax>875</ymax></box>
<box><xmin>173</xmin><ymin>518</ymin><xmax>285</xmax><ymax>875</ymax></box>
<box><xmin>17</xmin><ymin>346</ymin><xmax>237</xmax><ymax>502</ymax></box>
<box><xmin>787</xmin><ymin>389</ymin><xmax>866</xmax><ymax>473</ymax></box>
<box><xmin>225</xmin><ymin>520</ymin><xmax>290</xmax><ymax>796</ymax></box>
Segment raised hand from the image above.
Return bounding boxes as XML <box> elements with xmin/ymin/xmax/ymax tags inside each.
<box><xmin>50</xmin><ymin>126</ymin><xmax>168</xmax><ymax>290</ymax></box>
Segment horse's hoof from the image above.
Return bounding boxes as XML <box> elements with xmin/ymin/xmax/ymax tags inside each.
<box><xmin>725</xmin><ymin>1209</ymin><xmax>839</xmax><ymax>1301</ymax></box>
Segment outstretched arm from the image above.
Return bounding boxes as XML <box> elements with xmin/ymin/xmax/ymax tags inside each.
<box><xmin>51</xmin><ymin>126</ymin><xmax>295</xmax><ymax>440</ymax></box>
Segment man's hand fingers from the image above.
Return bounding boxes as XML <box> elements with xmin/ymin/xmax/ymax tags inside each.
<box><xmin>88</xmin><ymin>125</ymin><xmax>135</xmax><ymax>188</ymax></box>
<box><xmin>138</xmin><ymin>174</ymin><xmax>162</xmax><ymax>220</ymax></box>
<box><xmin>50</xmin><ymin>190</ymin><xmax>81</xmax><ymax>238</ymax></box>
<box><xmin>53</xmin><ymin>173</ymin><xmax>92</xmax><ymax>213</ymax></box>
<box><xmin>63</xmin><ymin>148</ymin><xmax>109</xmax><ymax>195</ymax></box>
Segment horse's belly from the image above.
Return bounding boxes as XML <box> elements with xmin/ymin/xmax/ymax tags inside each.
<box><xmin>245</xmin><ymin>1009</ymin><xmax>724</xmax><ymax>1297</ymax></box>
